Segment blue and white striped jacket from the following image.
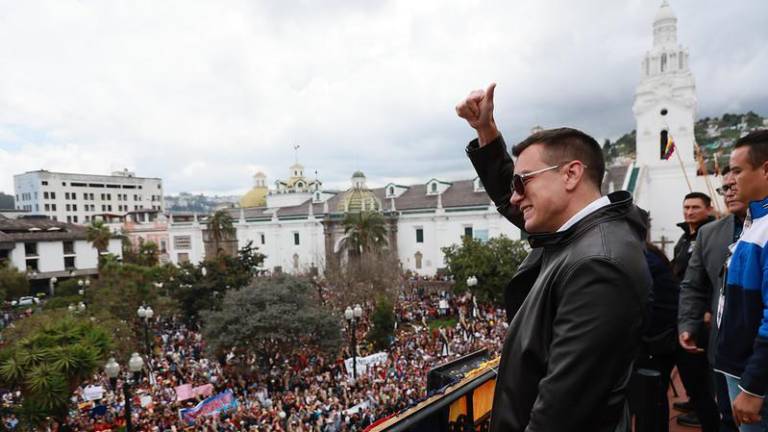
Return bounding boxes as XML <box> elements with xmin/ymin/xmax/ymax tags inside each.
<box><xmin>716</xmin><ymin>196</ymin><xmax>768</xmax><ymax>397</ymax></box>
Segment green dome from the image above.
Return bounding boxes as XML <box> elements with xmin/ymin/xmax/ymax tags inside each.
<box><xmin>338</xmin><ymin>188</ymin><xmax>381</xmax><ymax>213</ymax></box>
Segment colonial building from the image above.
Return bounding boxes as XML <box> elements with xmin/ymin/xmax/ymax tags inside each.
<box><xmin>167</xmin><ymin>168</ymin><xmax>522</xmax><ymax>276</ymax></box>
<box><xmin>0</xmin><ymin>214</ymin><xmax>122</xmax><ymax>292</ymax></box>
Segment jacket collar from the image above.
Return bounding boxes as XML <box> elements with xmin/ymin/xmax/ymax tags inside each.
<box><xmin>747</xmin><ymin>196</ymin><xmax>768</xmax><ymax>221</ymax></box>
<box><xmin>676</xmin><ymin>215</ymin><xmax>716</xmax><ymax>236</ymax></box>
<box><xmin>527</xmin><ymin>191</ymin><xmax>644</xmax><ymax>249</ymax></box>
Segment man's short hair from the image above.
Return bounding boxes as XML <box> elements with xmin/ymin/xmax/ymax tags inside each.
<box><xmin>684</xmin><ymin>192</ymin><xmax>712</xmax><ymax>207</ymax></box>
<box><xmin>512</xmin><ymin>127</ymin><xmax>605</xmax><ymax>189</ymax></box>
<box><xmin>720</xmin><ymin>165</ymin><xmax>731</xmax><ymax>176</ymax></box>
<box><xmin>734</xmin><ymin>129</ymin><xmax>768</xmax><ymax>168</ymax></box>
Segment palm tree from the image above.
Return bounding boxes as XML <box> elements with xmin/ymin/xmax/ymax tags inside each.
<box><xmin>340</xmin><ymin>211</ymin><xmax>388</xmax><ymax>257</ymax></box>
<box><xmin>0</xmin><ymin>316</ymin><xmax>112</xmax><ymax>426</ymax></box>
<box><xmin>86</xmin><ymin>220</ymin><xmax>112</xmax><ymax>254</ymax></box>
<box><xmin>206</xmin><ymin>210</ymin><xmax>236</xmax><ymax>256</ymax></box>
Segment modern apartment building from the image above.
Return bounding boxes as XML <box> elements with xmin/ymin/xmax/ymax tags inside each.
<box><xmin>13</xmin><ymin>169</ymin><xmax>164</xmax><ymax>224</ymax></box>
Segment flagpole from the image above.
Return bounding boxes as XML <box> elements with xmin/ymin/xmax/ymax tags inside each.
<box><xmin>674</xmin><ymin>142</ymin><xmax>694</xmax><ymax>193</ymax></box>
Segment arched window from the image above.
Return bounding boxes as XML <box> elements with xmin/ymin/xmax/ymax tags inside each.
<box><xmin>389</xmin><ymin>186</ymin><xmax>394</xmax><ymax>196</ymax></box>
<box><xmin>660</xmin><ymin>53</ymin><xmax>667</xmax><ymax>72</ymax></box>
<box><xmin>415</xmin><ymin>251</ymin><xmax>423</xmax><ymax>269</ymax></box>
<box><xmin>431</xmin><ymin>183</ymin><xmax>437</xmax><ymax>193</ymax></box>
<box><xmin>293</xmin><ymin>253</ymin><xmax>299</xmax><ymax>270</ymax></box>
<box><xmin>679</xmin><ymin>52</ymin><xmax>684</xmax><ymax>69</ymax></box>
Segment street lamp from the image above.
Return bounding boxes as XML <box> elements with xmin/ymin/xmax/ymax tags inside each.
<box><xmin>137</xmin><ymin>305</ymin><xmax>154</xmax><ymax>357</ymax></box>
<box><xmin>344</xmin><ymin>304</ymin><xmax>363</xmax><ymax>380</ymax></box>
<box><xmin>49</xmin><ymin>277</ymin><xmax>58</xmax><ymax>297</ymax></box>
<box><xmin>78</xmin><ymin>278</ymin><xmax>91</xmax><ymax>296</ymax></box>
<box><xmin>68</xmin><ymin>302</ymin><xmax>86</xmax><ymax>313</ymax></box>
<box><xmin>104</xmin><ymin>353</ymin><xmax>144</xmax><ymax>432</ymax></box>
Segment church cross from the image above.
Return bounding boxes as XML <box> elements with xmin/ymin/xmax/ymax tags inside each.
<box><xmin>652</xmin><ymin>235</ymin><xmax>674</xmax><ymax>256</ymax></box>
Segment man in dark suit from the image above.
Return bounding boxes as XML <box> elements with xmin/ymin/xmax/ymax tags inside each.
<box><xmin>672</xmin><ymin>192</ymin><xmax>720</xmax><ymax>431</ymax></box>
<box><xmin>679</xmin><ymin>170</ymin><xmax>746</xmax><ymax>432</ymax></box>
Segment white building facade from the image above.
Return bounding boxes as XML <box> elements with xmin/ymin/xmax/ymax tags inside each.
<box><xmin>167</xmin><ymin>171</ymin><xmax>522</xmax><ymax>276</ymax></box>
<box><xmin>13</xmin><ymin>169</ymin><xmax>164</xmax><ymax>225</ymax></box>
<box><xmin>0</xmin><ymin>215</ymin><xmax>122</xmax><ymax>291</ymax></box>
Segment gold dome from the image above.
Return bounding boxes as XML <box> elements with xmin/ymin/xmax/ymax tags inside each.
<box><xmin>240</xmin><ymin>186</ymin><xmax>267</xmax><ymax>208</ymax></box>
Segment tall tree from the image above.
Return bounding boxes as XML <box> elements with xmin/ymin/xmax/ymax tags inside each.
<box><xmin>205</xmin><ymin>210</ymin><xmax>236</xmax><ymax>256</ymax></box>
<box><xmin>340</xmin><ymin>211</ymin><xmax>388</xmax><ymax>256</ymax></box>
<box><xmin>201</xmin><ymin>275</ymin><xmax>341</xmax><ymax>361</ymax></box>
<box><xmin>0</xmin><ymin>261</ymin><xmax>30</xmax><ymax>300</ymax></box>
<box><xmin>442</xmin><ymin>235</ymin><xmax>529</xmax><ymax>302</ymax></box>
<box><xmin>86</xmin><ymin>220</ymin><xmax>112</xmax><ymax>254</ymax></box>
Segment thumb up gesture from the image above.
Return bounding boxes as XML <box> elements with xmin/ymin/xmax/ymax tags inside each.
<box><xmin>456</xmin><ymin>83</ymin><xmax>499</xmax><ymax>146</ymax></box>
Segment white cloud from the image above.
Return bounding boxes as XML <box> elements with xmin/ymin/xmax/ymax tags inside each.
<box><xmin>0</xmin><ymin>0</ymin><xmax>766</xmax><ymax>196</ymax></box>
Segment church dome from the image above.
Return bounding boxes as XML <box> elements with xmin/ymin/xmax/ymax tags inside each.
<box><xmin>352</xmin><ymin>170</ymin><xmax>365</xmax><ymax>178</ymax></box>
<box><xmin>240</xmin><ymin>186</ymin><xmax>267</xmax><ymax>208</ymax></box>
<box><xmin>240</xmin><ymin>171</ymin><xmax>268</xmax><ymax>208</ymax></box>
<box><xmin>338</xmin><ymin>188</ymin><xmax>381</xmax><ymax>213</ymax></box>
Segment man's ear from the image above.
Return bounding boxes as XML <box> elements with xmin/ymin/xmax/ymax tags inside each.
<box><xmin>563</xmin><ymin>162</ymin><xmax>585</xmax><ymax>192</ymax></box>
<box><xmin>761</xmin><ymin>160</ymin><xmax>768</xmax><ymax>181</ymax></box>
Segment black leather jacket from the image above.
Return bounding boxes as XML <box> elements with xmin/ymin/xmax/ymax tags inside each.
<box><xmin>468</xmin><ymin>137</ymin><xmax>651</xmax><ymax>431</ymax></box>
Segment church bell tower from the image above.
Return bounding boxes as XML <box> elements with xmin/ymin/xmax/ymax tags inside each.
<box><xmin>632</xmin><ymin>0</ymin><xmax>697</xmax><ymax>167</ymax></box>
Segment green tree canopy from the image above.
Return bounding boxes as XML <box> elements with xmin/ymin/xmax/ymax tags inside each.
<box><xmin>0</xmin><ymin>311</ymin><xmax>113</xmax><ymax>426</ymax></box>
<box><xmin>86</xmin><ymin>220</ymin><xmax>112</xmax><ymax>253</ymax></box>
<box><xmin>0</xmin><ymin>261</ymin><xmax>30</xmax><ymax>301</ymax></box>
<box><xmin>367</xmin><ymin>295</ymin><xmax>395</xmax><ymax>351</ymax></box>
<box><xmin>201</xmin><ymin>275</ymin><xmax>341</xmax><ymax>361</ymax></box>
<box><xmin>441</xmin><ymin>235</ymin><xmax>529</xmax><ymax>303</ymax></box>
<box><xmin>206</xmin><ymin>210</ymin><xmax>236</xmax><ymax>256</ymax></box>
<box><xmin>173</xmin><ymin>241</ymin><xmax>265</xmax><ymax>322</ymax></box>
<box><xmin>340</xmin><ymin>211</ymin><xmax>388</xmax><ymax>256</ymax></box>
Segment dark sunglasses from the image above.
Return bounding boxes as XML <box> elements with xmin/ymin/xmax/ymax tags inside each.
<box><xmin>511</xmin><ymin>162</ymin><xmax>587</xmax><ymax>196</ymax></box>
<box><xmin>716</xmin><ymin>184</ymin><xmax>735</xmax><ymax>196</ymax></box>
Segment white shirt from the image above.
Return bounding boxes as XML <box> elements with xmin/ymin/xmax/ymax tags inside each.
<box><xmin>557</xmin><ymin>195</ymin><xmax>611</xmax><ymax>232</ymax></box>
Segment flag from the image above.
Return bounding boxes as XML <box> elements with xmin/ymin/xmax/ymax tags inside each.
<box><xmin>661</xmin><ymin>130</ymin><xmax>676</xmax><ymax>160</ymax></box>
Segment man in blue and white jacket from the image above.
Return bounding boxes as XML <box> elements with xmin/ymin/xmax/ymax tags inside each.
<box><xmin>717</xmin><ymin>129</ymin><xmax>768</xmax><ymax>431</ymax></box>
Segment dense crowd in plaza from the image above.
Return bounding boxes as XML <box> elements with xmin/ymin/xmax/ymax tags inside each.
<box><xmin>1</xmin><ymin>287</ymin><xmax>507</xmax><ymax>431</ymax></box>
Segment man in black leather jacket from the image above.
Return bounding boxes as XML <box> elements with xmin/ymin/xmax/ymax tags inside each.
<box><xmin>457</xmin><ymin>83</ymin><xmax>651</xmax><ymax>431</ymax></box>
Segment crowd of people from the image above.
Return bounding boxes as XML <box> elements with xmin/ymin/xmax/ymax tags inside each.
<box><xmin>17</xmin><ymin>290</ymin><xmax>506</xmax><ymax>431</ymax></box>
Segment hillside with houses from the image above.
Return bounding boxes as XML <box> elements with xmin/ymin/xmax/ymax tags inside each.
<box><xmin>603</xmin><ymin>112</ymin><xmax>768</xmax><ymax>171</ymax></box>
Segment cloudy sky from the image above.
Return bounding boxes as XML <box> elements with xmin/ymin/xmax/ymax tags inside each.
<box><xmin>0</xmin><ymin>0</ymin><xmax>766</xmax><ymax>196</ymax></box>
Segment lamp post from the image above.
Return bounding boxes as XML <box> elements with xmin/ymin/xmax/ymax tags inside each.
<box><xmin>104</xmin><ymin>353</ymin><xmax>144</xmax><ymax>432</ymax></box>
<box><xmin>68</xmin><ymin>302</ymin><xmax>86</xmax><ymax>313</ymax></box>
<box><xmin>49</xmin><ymin>277</ymin><xmax>58</xmax><ymax>297</ymax></box>
<box><xmin>77</xmin><ymin>278</ymin><xmax>91</xmax><ymax>296</ymax></box>
<box><xmin>466</xmin><ymin>276</ymin><xmax>479</xmax><ymax>320</ymax></box>
<box><xmin>136</xmin><ymin>305</ymin><xmax>154</xmax><ymax>357</ymax></box>
<box><xmin>344</xmin><ymin>304</ymin><xmax>363</xmax><ymax>380</ymax></box>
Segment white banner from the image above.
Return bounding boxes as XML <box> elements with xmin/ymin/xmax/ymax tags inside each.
<box><xmin>83</xmin><ymin>385</ymin><xmax>104</xmax><ymax>401</ymax></box>
<box><xmin>344</xmin><ymin>352</ymin><xmax>387</xmax><ymax>379</ymax></box>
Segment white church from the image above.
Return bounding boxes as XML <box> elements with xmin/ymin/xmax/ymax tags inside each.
<box><xmin>626</xmin><ymin>0</ymin><xmax>720</xmax><ymax>253</ymax></box>
<box><xmin>166</xmin><ymin>1</ymin><xmax>714</xmax><ymax>272</ymax></box>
